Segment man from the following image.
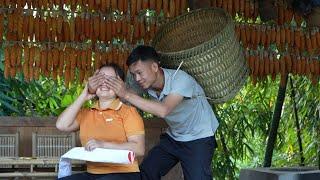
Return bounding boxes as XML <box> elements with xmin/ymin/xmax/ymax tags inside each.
<box><xmin>89</xmin><ymin>45</ymin><xmax>219</xmax><ymax>180</ymax></box>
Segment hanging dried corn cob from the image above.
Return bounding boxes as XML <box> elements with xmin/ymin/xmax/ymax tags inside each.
<box><xmin>260</xmin><ymin>26</ymin><xmax>266</xmax><ymax>48</ymax></box>
<box><xmin>29</xmin><ymin>15</ymin><xmax>36</xmax><ymax>40</ymax></box>
<box><xmin>69</xmin><ymin>18</ymin><xmax>75</xmax><ymax>41</ymax></box>
<box><xmin>32</xmin><ymin>46</ymin><xmax>40</xmax><ymax>80</ymax></box>
<box><xmin>294</xmin><ymin>28</ymin><xmax>301</xmax><ymax>51</ymax></box>
<box><xmin>23</xmin><ymin>45</ymin><xmax>30</xmax><ymax>81</ymax></box>
<box><xmin>311</xmin><ymin>30</ymin><xmax>318</xmax><ymax>50</ymax></box>
<box><xmin>4</xmin><ymin>46</ymin><xmax>10</xmax><ymax>78</ymax></box>
<box><xmin>253</xmin><ymin>51</ymin><xmax>259</xmax><ymax>77</ymax></box>
<box><xmin>57</xmin><ymin>14</ymin><xmax>63</xmax><ymax>34</ymax></box>
<box><xmin>280</xmin><ymin>26</ymin><xmax>286</xmax><ymax>49</ymax></box>
<box><xmin>300</xmin><ymin>30</ymin><xmax>305</xmax><ymax>51</ymax></box>
<box><xmin>106</xmin><ymin>18</ymin><xmax>112</xmax><ymax>42</ymax></box>
<box><xmin>40</xmin><ymin>48</ymin><xmax>48</xmax><ymax>76</ymax></box>
<box><xmin>142</xmin><ymin>0</ymin><xmax>148</xmax><ymax>10</ymax></box>
<box><xmin>283</xmin><ymin>25</ymin><xmax>290</xmax><ymax>46</ymax></box>
<box><xmin>296</xmin><ymin>55</ymin><xmax>302</xmax><ymax>75</ymax></box>
<box><xmin>278</xmin><ymin>5</ymin><xmax>284</xmax><ymax>25</ymax></box>
<box><xmin>17</xmin><ymin>13</ymin><xmax>24</xmax><ymax>40</ymax></box>
<box><xmin>94</xmin><ymin>50</ymin><xmax>102</xmax><ymax>70</ymax></box>
<box><xmin>245</xmin><ymin>25</ymin><xmax>251</xmax><ymax>48</ymax></box>
<box><xmin>70</xmin><ymin>48</ymin><xmax>77</xmax><ymax>81</ymax></box>
<box><xmin>163</xmin><ymin>0</ymin><xmax>169</xmax><ymax>17</ymax></box>
<box><xmin>47</xmin><ymin>48</ymin><xmax>53</xmax><ymax>78</ymax></box>
<box><xmin>280</xmin><ymin>55</ymin><xmax>286</xmax><ymax>76</ymax></box>
<box><xmin>116</xmin><ymin>18</ymin><xmax>122</xmax><ymax>37</ymax></box>
<box><xmin>136</xmin><ymin>0</ymin><xmax>142</xmax><ymax>14</ymax></box>
<box><xmin>306</xmin><ymin>33</ymin><xmax>313</xmax><ymax>54</ymax></box>
<box><xmin>140</xmin><ymin>18</ymin><xmax>145</xmax><ymax>40</ymax></box>
<box><xmin>301</xmin><ymin>56</ymin><xmax>307</xmax><ymax>75</ymax></box>
<box><xmin>133</xmin><ymin>17</ymin><xmax>140</xmax><ymax>42</ymax></box>
<box><xmin>111</xmin><ymin>0</ymin><xmax>117</xmax><ymax>11</ymax></box>
<box><xmin>51</xmin><ymin>16</ymin><xmax>58</xmax><ymax>41</ymax></box>
<box><xmin>122</xmin><ymin>17</ymin><xmax>128</xmax><ymax>40</ymax></box>
<box><xmin>58</xmin><ymin>48</ymin><xmax>65</xmax><ymax>78</ymax></box>
<box><xmin>169</xmin><ymin>0</ymin><xmax>175</xmax><ymax>18</ymax></box>
<box><xmin>28</xmin><ymin>46</ymin><xmax>35</xmax><ymax>81</ymax></box>
<box><xmin>93</xmin><ymin>15</ymin><xmax>100</xmax><ymax>39</ymax></box>
<box><xmin>86</xmin><ymin>49</ymin><xmax>92</xmax><ymax>70</ymax></box>
<box><xmin>291</xmin><ymin>54</ymin><xmax>297</xmax><ymax>75</ymax></box>
<box><xmin>100</xmin><ymin>16</ymin><xmax>106</xmax><ymax>42</ymax></box>
<box><xmin>84</xmin><ymin>13</ymin><xmax>91</xmax><ymax>39</ymax></box>
<box><xmin>269</xmin><ymin>53</ymin><xmax>274</xmax><ymax>78</ymax></box>
<box><xmin>181</xmin><ymin>0</ymin><xmax>187</xmax><ymax>14</ymax></box>
<box><xmin>23</xmin><ymin>14</ymin><xmax>29</xmax><ymax>41</ymax></box>
<box><xmin>255</xmin><ymin>25</ymin><xmax>261</xmax><ymax>46</ymax></box>
<box><xmin>75</xmin><ymin>15</ymin><xmax>82</xmax><ymax>41</ymax></box>
<box><xmin>264</xmin><ymin>52</ymin><xmax>270</xmax><ymax>76</ymax></box>
<box><xmin>75</xmin><ymin>49</ymin><xmax>81</xmax><ymax>69</ymax></box>
<box><xmin>240</xmin><ymin>24</ymin><xmax>247</xmax><ymax>47</ymax></box>
<box><xmin>274</xmin><ymin>26</ymin><xmax>280</xmax><ymax>49</ymax></box>
<box><xmin>47</xmin><ymin>16</ymin><xmax>53</xmax><ymax>41</ymax></box>
<box><xmin>63</xmin><ymin>19</ymin><xmax>70</xmax><ymax>42</ymax></box>
<box><xmin>39</xmin><ymin>17</ymin><xmax>46</xmax><ymax>41</ymax></box>
<box><xmin>88</xmin><ymin>0</ymin><xmax>94</xmax><ymax>10</ymax></box>
<box><xmin>131</xmin><ymin>0</ymin><xmax>137</xmax><ymax>15</ymax></box>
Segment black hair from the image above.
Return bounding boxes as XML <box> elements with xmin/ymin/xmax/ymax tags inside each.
<box><xmin>126</xmin><ymin>45</ymin><xmax>159</xmax><ymax>66</ymax></box>
<box><xmin>99</xmin><ymin>63</ymin><xmax>125</xmax><ymax>81</ymax></box>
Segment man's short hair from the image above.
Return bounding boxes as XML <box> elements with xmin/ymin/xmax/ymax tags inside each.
<box><xmin>126</xmin><ymin>45</ymin><xmax>159</xmax><ymax>66</ymax></box>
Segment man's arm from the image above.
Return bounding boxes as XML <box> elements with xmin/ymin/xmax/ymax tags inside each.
<box><xmin>124</xmin><ymin>92</ymin><xmax>183</xmax><ymax>118</ymax></box>
<box><xmin>106</xmin><ymin>77</ymin><xmax>183</xmax><ymax>118</ymax></box>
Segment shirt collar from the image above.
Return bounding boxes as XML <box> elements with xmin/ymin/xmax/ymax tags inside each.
<box><xmin>92</xmin><ymin>98</ymin><xmax>123</xmax><ymax>111</ymax></box>
<box><xmin>148</xmin><ymin>68</ymin><xmax>171</xmax><ymax>100</ymax></box>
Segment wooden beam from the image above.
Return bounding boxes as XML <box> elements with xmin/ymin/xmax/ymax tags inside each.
<box><xmin>0</xmin><ymin>117</ymin><xmax>168</xmax><ymax>128</ymax></box>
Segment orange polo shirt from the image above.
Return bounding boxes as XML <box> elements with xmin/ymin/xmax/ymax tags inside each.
<box><xmin>76</xmin><ymin>99</ymin><xmax>145</xmax><ymax>174</ymax></box>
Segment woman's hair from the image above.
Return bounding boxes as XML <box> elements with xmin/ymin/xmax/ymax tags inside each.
<box><xmin>98</xmin><ymin>63</ymin><xmax>125</xmax><ymax>81</ymax></box>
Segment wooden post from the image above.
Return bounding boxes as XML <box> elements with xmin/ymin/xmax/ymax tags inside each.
<box><xmin>263</xmin><ymin>74</ymin><xmax>288</xmax><ymax>167</ymax></box>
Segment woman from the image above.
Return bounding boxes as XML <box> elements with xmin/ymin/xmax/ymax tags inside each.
<box><xmin>56</xmin><ymin>64</ymin><xmax>145</xmax><ymax>180</ymax></box>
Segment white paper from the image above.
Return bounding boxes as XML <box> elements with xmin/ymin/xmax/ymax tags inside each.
<box><xmin>58</xmin><ymin>147</ymin><xmax>135</xmax><ymax>178</ymax></box>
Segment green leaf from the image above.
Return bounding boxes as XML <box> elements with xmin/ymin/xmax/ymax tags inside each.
<box><xmin>61</xmin><ymin>95</ymin><xmax>73</xmax><ymax>107</ymax></box>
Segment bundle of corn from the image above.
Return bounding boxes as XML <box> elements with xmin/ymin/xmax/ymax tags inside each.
<box><xmin>152</xmin><ymin>8</ymin><xmax>249</xmax><ymax>104</ymax></box>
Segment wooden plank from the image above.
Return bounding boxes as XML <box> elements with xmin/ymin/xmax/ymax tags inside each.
<box><xmin>0</xmin><ymin>158</ymin><xmax>84</xmax><ymax>165</ymax></box>
<box><xmin>0</xmin><ymin>117</ymin><xmax>168</xmax><ymax>128</ymax></box>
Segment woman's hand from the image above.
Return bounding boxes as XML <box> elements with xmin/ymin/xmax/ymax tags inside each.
<box><xmin>88</xmin><ymin>71</ymin><xmax>105</xmax><ymax>94</ymax></box>
<box><xmin>85</xmin><ymin>139</ymin><xmax>105</xmax><ymax>151</ymax></box>
<box><xmin>80</xmin><ymin>83</ymin><xmax>97</xmax><ymax>101</ymax></box>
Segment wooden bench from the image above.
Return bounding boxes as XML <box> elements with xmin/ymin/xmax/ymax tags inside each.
<box><xmin>0</xmin><ymin>117</ymin><xmax>184</xmax><ymax>179</ymax></box>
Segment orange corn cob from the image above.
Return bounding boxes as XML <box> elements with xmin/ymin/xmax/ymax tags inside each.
<box><xmin>311</xmin><ymin>30</ymin><xmax>318</xmax><ymax>50</ymax></box>
<box><xmin>111</xmin><ymin>0</ymin><xmax>117</xmax><ymax>11</ymax></box>
<box><xmin>131</xmin><ymin>0</ymin><xmax>137</xmax><ymax>15</ymax></box>
<box><xmin>294</xmin><ymin>28</ymin><xmax>301</xmax><ymax>49</ymax></box>
<box><xmin>276</xmin><ymin>26</ymin><xmax>281</xmax><ymax>48</ymax></box>
<box><xmin>255</xmin><ymin>25</ymin><xmax>261</xmax><ymax>46</ymax></box>
<box><xmin>180</xmin><ymin>0</ymin><xmax>187</xmax><ymax>14</ymax></box>
<box><xmin>306</xmin><ymin>33</ymin><xmax>313</xmax><ymax>54</ymax></box>
<box><xmin>245</xmin><ymin>25</ymin><xmax>251</xmax><ymax>47</ymax></box>
<box><xmin>285</xmin><ymin>26</ymin><xmax>291</xmax><ymax>45</ymax></box>
<box><xmin>140</xmin><ymin>19</ymin><xmax>145</xmax><ymax>40</ymax></box>
<box><xmin>269</xmin><ymin>53</ymin><xmax>274</xmax><ymax>76</ymax></box>
<box><xmin>106</xmin><ymin>19</ymin><xmax>112</xmax><ymax>42</ymax></box>
<box><xmin>300</xmin><ymin>30</ymin><xmax>305</xmax><ymax>51</ymax></box>
<box><xmin>264</xmin><ymin>52</ymin><xmax>270</xmax><ymax>75</ymax></box>
<box><xmin>23</xmin><ymin>46</ymin><xmax>30</xmax><ymax>81</ymax></box>
<box><xmin>163</xmin><ymin>0</ymin><xmax>169</xmax><ymax>17</ymax></box>
<box><xmin>280</xmin><ymin>26</ymin><xmax>286</xmax><ymax>46</ymax></box>
<box><xmin>136</xmin><ymin>0</ymin><xmax>142</xmax><ymax>13</ymax></box>
<box><xmin>58</xmin><ymin>49</ymin><xmax>65</xmax><ymax>77</ymax></box>
<box><xmin>23</xmin><ymin>15</ymin><xmax>29</xmax><ymax>41</ymax></box>
<box><xmin>86</xmin><ymin>49</ymin><xmax>92</xmax><ymax>70</ymax></box>
<box><xmin>175</xmin><ymin>0</ymin><xmax>181</xmax><ymax>16</ymax></box>
<box><xmin>143</xmin><ymin>0</ymin><xmax>148</xmax><ymax>10</ymax></box>
<box><xmin>100</xmin><ymin>17</ymin><xmax>106</xmax><ymax>42</ymax></box>
<box><xmin>169</xmin><ymin>0</ymin><xmax>175</xmax><ymax>17</ymax></box>
<box><xmin>150</xmin><ymin>0</ymin><xmax>156</xmax><ymax>10</ymax></box>
<box><xmin>57</xmin><ymin>15</ymin><xmax>63</xmax><ymax>34</ymax></box>
<box><xmin>69</xmin><ymin>19</ymin><xmax>75</xmax><ymax>41</ymax></box>
<box><xmin>118</xmin><ymin>0</ymin><xmax>124</xmax><ymax>12</ymax></box>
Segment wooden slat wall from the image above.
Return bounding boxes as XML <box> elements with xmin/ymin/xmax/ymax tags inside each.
<box><xmin>0</xmin><ymin>117</ymin><xmax>183</xmax><ymax>180</ymax></box>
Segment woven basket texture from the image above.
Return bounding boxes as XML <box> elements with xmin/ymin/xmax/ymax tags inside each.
<box><xmin>152</xmin><ymin>8</ymin><xmax>249</xmax><ymax>103</ymax></box>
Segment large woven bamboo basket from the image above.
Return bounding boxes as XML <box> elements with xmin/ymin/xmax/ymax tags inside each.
<box><xmin>152</xmin><ymin>8</ymin><xmax>249</xmax><ymax>104</ymax></box>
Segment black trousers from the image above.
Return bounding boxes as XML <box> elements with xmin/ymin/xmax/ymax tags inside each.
<box><xmin>140</xmin><ymin>133</ymin><xmax>217</xmax><ymax>180</ymax></box>
<box><xmin>58</xmin><ymin>172</ymin><xmax>141</xmax><ymax>180</ymax></box>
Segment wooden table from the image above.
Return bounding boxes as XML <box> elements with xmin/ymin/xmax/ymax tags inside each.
<box><xmin>0</xmin><ymin>157</ymin><xmax>85</xmax><ymax>177</ymax></box>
